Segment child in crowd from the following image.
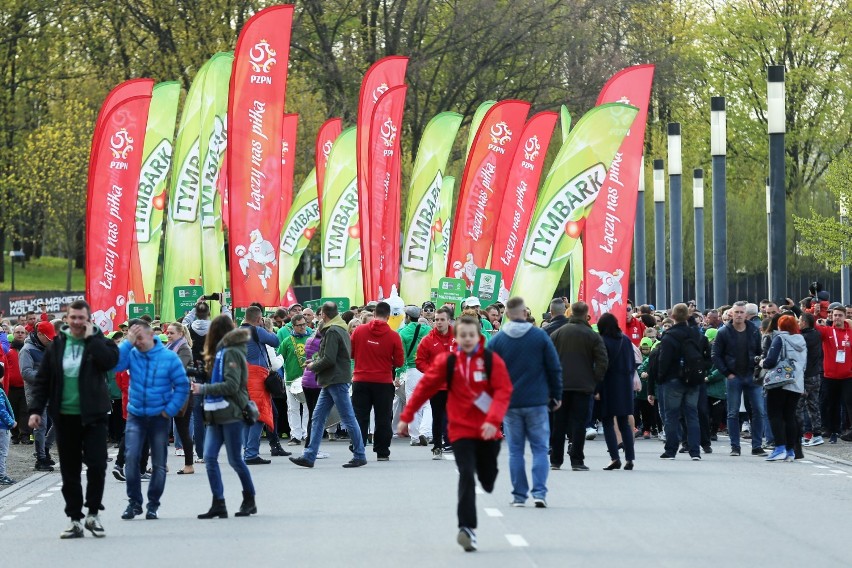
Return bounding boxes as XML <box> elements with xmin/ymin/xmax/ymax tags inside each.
<box><xmin>704</xmin><ymin>328</ymin><xmax>727</xmax><ymax>439</ymax></box>
<box><xmin>0</xmin><ymin>362</ymin><xmax>18</xmax><ymax>485</ymax></box>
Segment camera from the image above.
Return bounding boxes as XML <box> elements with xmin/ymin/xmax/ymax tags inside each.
<box><xmin>186</xmin><ymin>360</ymin><xmax>209</xmax><ymax>383</ymax></box>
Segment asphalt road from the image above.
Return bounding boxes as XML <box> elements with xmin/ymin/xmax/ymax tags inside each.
<box><xmin>2</xmin><ymin>434</ymin><xmax>851</xmax><ymax>567</ymax></box>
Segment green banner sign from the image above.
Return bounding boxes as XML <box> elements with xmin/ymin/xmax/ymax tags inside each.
<box><xmin>437</xmin><ymin>277</ymin><xmax>467</xmax><ymax>316</ymax></box>
<box><xmin>173</xmin><ymin>286</ymin><xmax>204</xmax><ymax>320</ymax></box>
<box><xmin>127</xmin><ymin>303</ymin><xmax>156</xmax><ymax>319</ymax></box>
<box><xmin>473</xmin><ymin>269</ymin><xmax>502</xmax><ymax>307</ymax></box>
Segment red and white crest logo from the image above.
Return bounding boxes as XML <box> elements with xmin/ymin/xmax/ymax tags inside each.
<box><xmin>490</xmin><ymin>122</ymin><xmax>512</xmax><ymax>146</ymax></box>
<box><xmin>372</xmin><ymin>83</ymin><xmax>389</xmax><ymax>103</ymax></box>
<box><xmin>249</xmin><ymin>39</ymin><xmax>277</xmax><ymax>74</ymax></box>
<box><xmin>524</xmin><ymin>135</ymin><xmax>541</xmax><ymax>162</ymax></box>
<box><xmin>380</xmin><ymin>118</ymin><xmax>397</xmax><ymax>148</ymax></box>
<box><xmin>110</xmin><ymin>128</ymin><xmax>134</xmax><ymax>160</ymax></box>
<box><xmin>322</xmin><ymin>140</ymin><xmax>333</xmax><ymax>160</ymax></box>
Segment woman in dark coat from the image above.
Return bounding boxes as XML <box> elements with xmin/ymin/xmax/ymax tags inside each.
<box><xmin>598</xmin><ymin>313</ymin><xmax>637</xmax><ymax>470</ymax></box>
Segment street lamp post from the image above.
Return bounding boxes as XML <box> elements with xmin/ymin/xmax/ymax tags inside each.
<box><xmin>767</xmin><ymin>65</ymin><xmax>786</xmax><ymax>300</ymax></box>
<box><xmin>634</xmin><ymin>161</ymin><xmax>647</xmax><ymax>305</ymax></box>
<box><xmin>668</xmin><ymin>123</ymin><xmax>683</xmax><ymax>304</ymax></box>
<box><xmin>711</xmin><ymin>96</ymin><xmax>727</xmax><ymax>307</ymax></box>
<box><xmin>765</xmin><ymin>177</ymin><xmax>771</xmax><ymax>295</ymax></box>
<box><xmin>842</xmin><ymin>200</ymin><xmax>850</xmax><ymax>305</ymax></box>
<box><xmin>654</xmin><ymin>159</ymin><xmax>667</xmax><ymax>309</ymax></box>
<box><xmin>694</xmin><ymin>169</ymin><xmax>705</xmax><ymax>310</ymax></box>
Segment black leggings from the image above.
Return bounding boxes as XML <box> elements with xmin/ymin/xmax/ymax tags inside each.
<box><xmin>174</xmin><ymin>410</ymin><xmax>194</xmax><ymax>467</ymax></box>
<box><xmin>303</xmin><ymin>387</ymin><xmax>321</xmax><ymax>447</ymax></box>
<box><xmin>430</xmin><ymin>390</ymin><xmax>449</xmax><ymax>451</ymax></box>
<box><xmin>766</xmin><ymin>389</ymin><xmax>800</xmax><ymax>448</ymax></box>
<box><xmin>453</xmin><ymin>438</ymin><xmax>500</xmax><ymax>529</ymax></box>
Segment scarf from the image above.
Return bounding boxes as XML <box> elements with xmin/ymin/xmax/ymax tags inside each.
<box><xmin>203</xmin><ymin>347</ymin><xmax>230</xmax><ymax>411</ymax></box>
<box><xmin>166</xmin><ymin>337</ymin><xmax>187</xmax><ymax>353</ymax></box>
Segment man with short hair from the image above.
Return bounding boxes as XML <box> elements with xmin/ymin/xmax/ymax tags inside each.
<box><xmin>704</xmin><ymin>310</ymin><xmax>721</xmax><ymax>330</ymax></box>
<box><xmin>303</xmin><ymin>308</ymin><xmax>316</xmax><ymax>329</ymax></box>
<box><xmin>421</xmin><ymin>301</ymin><xmax>436</xmax><ymax>323</ymax></box>
<box><xmin>764</xmin><ymin>302</ymin><xmax>780</xmax><ymax>319</ymax></box>
<box><xmin>12</xmin><ymin>325</ymin><xmax>27</xmax><ymax>344</ymax></box>
<box><xmin>278</xmin><ymin>314</ymin><xmax>311</xmax><ymax>445</ymax></box>
<box><xmin>489</xmin><ymin>297</ymin><xmax>561</xmax><ymax>507</ymax></box>
<box><xmin>416</xmin><ymin>306</ymin><xmax>457</xmax><ymax>458</ymax></box>
<box><xmin>397</xmin><ymin>306</ymin><xmax>430</xmax><ymax>446</ymax></box>
<box><xmin>745</xmin><ymin>303</ymin><xmax>761</xmax><ymax>324</ymax></box>
<box><xmin>290</xmin><ymin>302</ymin><xmax>368</xmax><ymax>468</ymax></box>
<box><xmin>712</xmin><ymin>301</ymin><xmax>767</xmax><ymax>456</ymax></box>
<box><xmin>350</xmin><ymin>301</ymin><xmax>404</xmax><ymax>461</ymax></box>
<box><xmin>815</xmin><ymin>307</ymin><xmax>852</xmax><ymax>443</ymax></box>
<box><xmin>461</xmin><ymin>298</ymin><xmax>493</xmax><ymax>335</ymax></box>
<box><xmin>28</xmin><ymin>300</ymin><xmax>120</xmax><ymax>539</ymax></box>
<box><xmin>544</xmin><ymin>299</ymin><xmax>569</xmax><ymax>336</ymax></box>
<box><xmin>550</xmin><ymin>302</ymin><xmax>608</xmax><ymax>471</ymax></box>
<box><xmin>655</xmin><ymin>303</ymin><xmax>710</xmax><ymax>460</ymax></box>
<box><xmin>240</xmin><ymin>306</ymin><xmax>281</xmax><ymax>464</ymax></box>
<box><xmin>20</xmin><ymin>321</ymin><xmax>57</xmax><ymax>470</ymax></box>
<box><xmin>114</xmin><ymin>320</ymin><xmax>189</xmax><ymax>520</ymax></box>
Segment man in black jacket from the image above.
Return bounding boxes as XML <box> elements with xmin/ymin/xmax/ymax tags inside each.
<box><xmin>544</xmin><ymin>298</ymin><xmax>569</xmax><ymax>336</ymax></box>
<box><xmin>654</xmin><ymin>303</ymin><xmax>709</xmax><ymax>460</ymax></box>
<box><xmin>799</xmin><ymin>312</ymin><xmax>825</xmax><ymax>446</ymax></box>
<box><xmin>550</xmin><ymin>301</ymin><xmax>608</xmax><ymax>471</ymax></box>
<box><xmin>28</xmin><ymin>300</ymin><xmax>119</xmax><ymax>539</ymax></box>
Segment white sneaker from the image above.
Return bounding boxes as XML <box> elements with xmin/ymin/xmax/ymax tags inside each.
<box><xmin>84</xmin><ymin>514</ymin><xmax>105</xmax><ymax>538</ymax></box>
<box><xmin>175</xmin><ymin>448</ymin><xmax>184</xmax><ymax>457</ymax></box>
<box><xmin>316</xmin><ymin>452</ymin><xmax>330</xmax><ymax>459</ymax></box>
<box><xmin>457</xmin><ymin>527</ymin><xmax>477</xmax><ymax>552</ymax></box>
<box><xmin>806</xmin><ymin>436</ymin><xmax>825</xmax><ymax>447</ymax></box>
<box><xmin>742</xmin><ymin>421</ymin><xmax>750</xmax><ymax>433</ymax></box>
<box><xmin>60</xmin><ymin>520</ymin><xmax>84</xmax><ymax>539</ymax></box>
<box><xmin>585</xmin><ymin>428</ymin><xmax>597</xmax><ymax>441</ymax></box>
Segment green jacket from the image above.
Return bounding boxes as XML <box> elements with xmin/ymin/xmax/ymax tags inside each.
<box><xmin>397</xmin><ymin>321</ymin><xmax>427</xmax><ymax>376</ymax></box>
<box><xmin>706</xmin><ymin>367</ymin><xmax>727</xmax><ymax>400</ymax></box>
<box><xmin>311</xmin><ymin>316</ymin><xmax>352</xmax><ymax>387</ymax></box>
<box><xmin>200</xmin><ymin>329</ymin><xmax>250</xmax><ymax>425</ymax></box>
<box><xmin>635</xmin><ymin>354</ymin><xmax>650</xmax><ymax>400</ymax></box>
<box><xmin>279</xmin><ymin>332</ymin><xmax>309</xmax><ymax>385</ymax></box>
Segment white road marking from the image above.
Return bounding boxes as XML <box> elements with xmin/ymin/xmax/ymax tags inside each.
<box><xmin>830</xmin><ymin>470</ymin><xmax>846</xmax><ymax>474</ymax></box>
<box><xmin>0</xmin><ymin>515</ymin><xmax>15</xmax><ymax>521</ymax></box>
<box><xmin>505</xmin><ymin>534</ymin><xmax>529</xmax><ymax>547</ymax></box>
<box><xmin>443</xmin><ymin>454</ymin><xmax>455</xmax><ymax>461</ymax></box>
<box><xmin>814</xmin><ymin>465</ymin><xmax>830</xmax><ymax>469</ymax></box>
<box><xmin>475</xmin><ymin>486</ymin><xmax>484</xmax><ymax>495</ymax></box>
<box><xmin>37</xmin><ymin>494</ymin><xmax>53</xmax><ymax>498</ymax></box>
<box><xmin>799</xmin><ymin>460</ymin><xmax>813</xmax><ymax>464</ymax></box>
<box><xmin>25</xmin><ymin>500</ymin><xmax>42</xmax><ymax>505</ymax></box>
<box><xmin>12</xmin><ymin>507</ymin><xmax>30</xmax><ymax>513</ymax></box>
<box><xmin>812</xmin><ymin>473</ymin><xmax>838</xmax><ymax>476</ymax></box>
<box><xmin>484</xmin><ymin>508</ymin><xmax>503</xmax><ymax>517</ymax></box>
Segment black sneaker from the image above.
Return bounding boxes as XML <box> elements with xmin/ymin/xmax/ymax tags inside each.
<box><xmin>269</xmin><ymin>446</ymin><xmax>292</xmax><ymax>457</ymax></box>
<box><xmin>659</xmin><ymin>453</ymin><xmax>676</xmax><ymax>460</ymax></box>
<box><xmin>121</xmin><ymin>501</ymin><xmax>143</xmax><ymax>520</ymax></box>
<box><xmin>342</xmin><ymin>458</ymin><xmax>368</xmax><ymax>468</ymax></box>
<box><xmin>678</xmin><ymin>446</ymin><xmax>689</xmax><ymax>453</ymax></box>
<box><xmin>60</xmin><ymin>520</ymin><xmax>85</xmax><ymax>539</ymax></box>
<box><xmin>457</xmin><ymin>527</ymin><xmax>477</xmax><ymax>552</ymax></box>
<box><xmin>691</xmin><ymin>455</ymin><xmax>702</xmax><ymax>461</ymax></box>
<box><xmin>84</xmin><ymin>514</ymin><xmax>106</xmax><ymax>538</ymax></box>
<box><xmin>146</xmin><ymin>508</ymin><xmax>158</xmax><ymax>520</ymax></box>
<box><xmin>751</xmin><ymin>448</ymin><xmax>767</xmax><ymax>457</ymax></box>
<box><xmin>702</xmin><ymin>445</ymin><xmax>713</xmax><ymax>454</ymax></box>
<box><xmin>112</xmin><ymin>465</ymin><xmax>126</xmax><ymax>482</ymax></box>
<box><xmin>35</xmin><ymin>460</ymin><xmax>54</xmax><ymax>472</ymax></box>
<box><xmin>571</xmin><ymin>464</ymin><xmax>590</xmax><ymax>471</ymax></box>
<box><xmin>730</xmin><ymin>448</ymin><xmax>741</xmax><ymax>457</ymax></box>
<box><xmin>245</xmin><ymin>457</ymin><xmax>272</xmax><ymax>465</ymax></box>
<box><xmin>289</xmin><ymin>456</ymin><xmax>314</xmax><ymax>468</ymax></box>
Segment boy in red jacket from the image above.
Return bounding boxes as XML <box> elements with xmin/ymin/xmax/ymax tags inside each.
<box><xmin>350</xmin><ymin>301</ymin><xmax>404</xmax><ymax>461</ymax></box>
<box><xmin>399</xmin><ymin>315</ymin><xmax>513</xmax><ymax>553</ymax></box>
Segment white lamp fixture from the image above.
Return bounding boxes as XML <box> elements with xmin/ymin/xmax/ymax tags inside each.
<box><xmin>693</xmin><ymin>169</ymin><xmax>704</xmax><ymax>209</ymax></box>
<box><xmin>638</xmin><ymin>161</ymin><xmax>645</xmax><ymax>192</ymax></box>
<box><xmin>765</xmin><ymin>177</ymin><xmax>771</xmax><ymax>215</ymax></box>
<box><xmin>653</xmin><ymin>159</ymin><xmax>665</xmax><ymax>202</ymax></box>
<box><xmin>767</xmin><ymin>66</ymin><xmax>785</xmax><ymax>135</ymax></box>
<box><xmin>667</xmin><ymin>123</ymin><xmax>682</xmax><ymax>175</ymax></box>
<box><xmin>710</xmin><ymin>97</ymin><xmax>726</xmax><ymax>156</ymax></box>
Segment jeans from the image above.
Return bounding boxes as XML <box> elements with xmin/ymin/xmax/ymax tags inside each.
<box><xmin>204</xmin><ymin>421</ymin><xmax>255</xmax><ymax>500</ymax></box>
<box><xmin>125</xmin><ymin>414</ymin><xmax>170</xmax><ymax>511</ymax></box>
<box><xmin>0</xmin><ymin>429</ymin><xmax>9</xmax><ymax>476</ymax></box>
<box><xmin>504</xmin><ymin>406</ymin><xmax>550</xmax><ymax>502</ymax></box>
<box><xmin>303</xmin><ymin>387</ymin><xmax>321</xmax><ymax>447</ymax></box>
<box><xmin>550</xmin><ymin>392</ymin><xmax>591</xmax><ymax>466</ymax></box>
<box><xmin>242</xmin><ymin>421</ymin><xmax>265</xmax><ymax>460</ymax></box>
<box><xmin>453</xmin><ymin>439</ymin><xmax>500</xmax><ymax>529</ymax></box>
<box><xmin>303</xmin><ymin>383</ymin><xmax>366</xmax><ymax>462</ymax></box>
<box><xmin>56</xmin><ymin>414</ymin><xmax>108</xmax><ymax>520</ymax></box>
<box><xmin>33</xmin><ymin>409</ymin><xmax>55</xmax><ymax>461</ymax></box>
<box><xmin>726</xmin><ymin>374</ymin><xmax>766</xmax><ymax>449</ymax></box>
<box><xmin>403</xmin><ymin>369</ymin><xmax>432</xmax><ymax>438</ymax></box>
<box><xmin>192</xmin><ymin>394</ymin><xmax>206</xmax><ymax>459</ymax></box>
<box><xmin>662</xmin><ymin>380</ymin><xmax>700</xmax><ymax>457</ymax></box>
<box><xmin>352</xmin><ymin>382</ymin><xmax>395</xmax><ymax>458</ymax></box>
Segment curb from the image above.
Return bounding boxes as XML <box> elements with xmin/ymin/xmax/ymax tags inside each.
<box><xmin>804</xmin><ymin>449</ymin><xmax>852</xmax><ymax>468</ymax></box>
<box><xmin>0</xmin><ymin>471</ymin><xmax>51</xmax><ymax>505</ymax></box>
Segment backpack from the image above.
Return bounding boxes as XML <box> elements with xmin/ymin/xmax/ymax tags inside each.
<box><xmin>446</xmin><ymin>349</ymin><xmax>493</xmax><ymax>389</ymax></box>
<box><xmin>680</xmin><ymin>329</ymin><xmax>710</xmax><ymax>386</ymax></box>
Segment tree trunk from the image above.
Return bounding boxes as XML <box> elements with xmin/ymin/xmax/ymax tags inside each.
<box><xmin>66</xmin><ymin>253</ymin><xmax>73</xmax><ymax>292</ymax></box>
<box><xmin>0</xmin><ymin>228</ymin><xmax>5</xmax><ymax>283</ymax></box>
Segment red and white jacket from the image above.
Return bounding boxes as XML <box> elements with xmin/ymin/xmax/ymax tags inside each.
<box><xmin>817</xmin><ymin>323</ymin><xmax>852</xmax><ymax>379</ymax></box>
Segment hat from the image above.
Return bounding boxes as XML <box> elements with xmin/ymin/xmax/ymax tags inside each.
<box><xmin>365</xmin><ymin>301</ymin><xmax>379</xmax><ymax>312</ymax></box>
<box><xmin>36</xmin><ymin>321</ymin><xmax>56</xmax><ymax>340</ymax></box>
<box><xmin>288</xmin><ymin>303</ymin><xmax>303</xmax><ymax>312</ymax></box>
<box><xmin>404</xmin><ymin>305</ymin><xmax>421</xmax><ymax>319</ymax></box>
<box><xmin>462</xmin><ymin>297</ymin><xmax>481</xmax><ymax>308</ymax></box>
<box><xmin>421</xmin><ymin>301</ymin><xmax>436</xmax><ymax>311</ymax></box>
<box><xmin>829</xmin><ymin>302</ymin><xmax>844</xmax><ymax>311</ymax></box>
<box><xmin>640</xmin><ymin>337</ymin><xmax>654</xmax><ymax>348</ymax></box>
<box><xmin>705</xmin><ymin>328</ymin><xmax>719</xmax><ymax>342</ymax></box>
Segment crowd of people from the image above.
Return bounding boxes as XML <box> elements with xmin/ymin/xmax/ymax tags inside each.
<box><xmin>0</xmin><ymin>282</ymin><xmax>849</xmax><ymax>551</ymax></box>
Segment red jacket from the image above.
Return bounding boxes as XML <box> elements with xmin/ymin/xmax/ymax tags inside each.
<box><xmin>402</xmin><ymin>337</ymin><xmax>512</xmax><ymax>442</ymax></box>
<box><xmin>115</xmin><ymin>370</ymin><xmax>130</xmax><ymax>419</ymax></box>
<box><xmin>415</xmin><ymin>327</ymin><xmax>456</xmax><ymax>374</ymax></box>
<box><xmin>4</xmin><ymin>348</ymin><xmax>24</xmax><ymax>389</ymax></box>
<box><xmin>351</xmin><ymin>319</ymin><xmax>404</xmax><ymax>384</ymax></box>
<box><xmin>625</xmin><ymin>317</ymin><xmax>645</xmax><ymax>347</ymax></box>
<box><xmin>817</xmin><ymin>323</ymin><xmax>852</xmax><ymax>379</ymax></box>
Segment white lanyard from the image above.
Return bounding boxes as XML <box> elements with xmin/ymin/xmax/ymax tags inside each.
<box><xmin>833</xmin><ymin>328</ymin><xmax>848</xmax><ymax>349</ymax></box>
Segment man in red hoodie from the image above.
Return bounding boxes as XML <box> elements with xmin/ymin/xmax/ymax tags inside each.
<box><xmin>350</xmin><ymin>301</ymin><xmax>404</xmax><ymax>461</ymax></box>
<box><xmin>415</xmin><ymin>306</ymin><xmax>456</xmax><ymax>458</ymax></box>
<box><xmin>400</xmin><ymin>315</ymin><xmax>513</xmax><ymax>553</ymax></box>
<box><xmin>625</xmin><ymin>310</ymin><xmax>646</xmax><ymax>347</ymax></box>
<box><xmin>816</xmin><ymin>305</ymin><xmax>852</xmax><ymax>442</ymax></box>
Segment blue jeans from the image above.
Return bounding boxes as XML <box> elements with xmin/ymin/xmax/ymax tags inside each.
<box><xmin>303</xmin><ymin>383</ymin><xmax>366</xmax><ymax>463</ymax></box>
<box><xmin>34</xmin><ymin>409</ymin><xmax>55</xmax><ymax>461</ymax></box>
<box><xmin>0</xmin><ymin>429</ymin><xmax>9</xmax><ymax>477</ymax></box>
<box><xmin>242</xmin><ymin>421</ymin><xmax>265</xmax><ymax>460</ymax></box>
<box><xmin>662</xmin><ymin>380</ymin><xmax>700</xmax><ymax>457</ymax></box>
<box><xmin>204</xmin><ymin>421</ymin><xmax>255</xmax><ymax>500</ymax></box>
<box><xmin>726</xmin><ymin>374</ymin><xmax>766</xmax><ymax>449</ymax></box>
<box><xmin>503</xmin><ymin>406</ymin><xmax>550</xmax><ymax>502</ymax></box>
<box><xmin>125</xmin><ymin>414</ymin><xmax>169</xmax><ymax>510</ymax></box>
<box><xmin>192</xmin><ymin>395</ymin><xmax>206</xmax><ymax>459</ymax></box>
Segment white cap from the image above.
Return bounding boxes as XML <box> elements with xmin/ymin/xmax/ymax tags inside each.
<box><xmin>463</xmin><ymin>297</ymin><xmax>481</xmax><ymax>308</ymax></box>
